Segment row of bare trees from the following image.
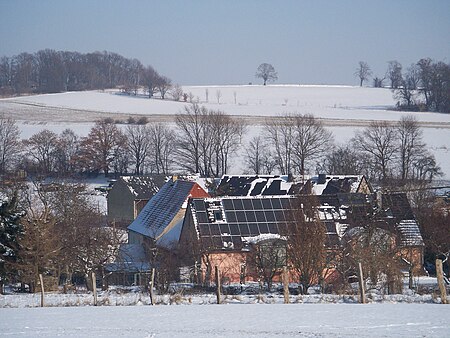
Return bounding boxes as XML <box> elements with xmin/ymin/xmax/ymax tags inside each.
<box><xmin>245</xmin><ymin>114</ymin><xmax>441</xmax><ymax>186</ymax></box>
<box><xmin>0</xmin><ymin>105</ymin><xmax>245</xmax><ymax>178</ymax></box>
<box><xmin>355</xmin><ymin>58</ymin><xmax>450</xmax><ymax>114</ymax></box>
<box><xmin>0</xmin><ymin>50</ymin><xmax>172</xmax><ymax>98</ymax></box>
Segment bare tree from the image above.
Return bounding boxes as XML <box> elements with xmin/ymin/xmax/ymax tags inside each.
<box><xmin>244</xmin><ymin>136</ymin><xmax>275</xmax><ymax>174</ymax></box>
<box><xmin>175</xmin><ymin>104</ymin><xmax>208</xmax><ymax>174</ymax></box>
<box><xmin>215</xmin><ymin>89</ymin><xmax>222</xmax><ymax>104</ymax></box>
<box><xmin>353</xmin><ymin>121</ymin><xmax>397</xmax><ymax>183</ymax></box>
<box><xmin>264</xmin><ymin>116</ymin><xmax>295</xmax><ymax>175</ymax></box>
<box><xmin>156</xmin><ymin>75</ymin><xmax>172</xmax><ymax>99</ymax></box>
<box><xmin>287</xmin><ymin>195</ymin><xmax>326</xmax><ymax>294</ymax></box>
<box><xmin>386</xmin><ymin>60</ymin><xmax>403</xmax><ymax>89</ymax></box>
<box><xmin>125</xmin><ymin>124</ymin><xmax>151</xmax><ymax>175</ymax></box>
<box><xmin>54</xmin><ymin>129</ymin><xmax>79</xmax><ymax>175</ymax></box>
<box><xmin>23</xmin><ymin>129</ymin><xmax>59</xmax><ymax>175</ymax></box>
<box><xmin>175</xmin><ymin>104</ymin><xmax>243</xmax><ymax>177</ymax></box>
<box><xmin>147</xmin><ymin>123</ymin><xmax>176</xmax><ymax>174</ymax></box>
<box><xmin>256</xmin><ymin>63</ymin><xmax>278</xmax><ymax>85</ymax></box>
<box><xmin>341</xmin><ymin>210</ymin><xmax>403</xmax><ymax>294</ymax></box>
<box><xmin>205</xmin><ymin>88</ymin><xmax>209</xmax><ymax>103</ymax></box>
<box><xmin>318</xmin><ymin>144</ymin><xmax>369</xmax><ymax>176</ymax></box>
<box><xmin>15</xmin><ymin>182</ymin><xmax>60</xmax><ymax>293</ymax></box>
<box><xmin>142</xmin><ymin>65</ymin><xmax>159</xmax><ymax>98</ymax></box>
<box><xmin>396</xmin><ymin>115</ymin><xmax>425</xmax><ymax>181</ymax></box>
<box><xmin>78</xmin><ymin>120</ymin><xmax>126</xmax><ymax>176</ymax></box>
<box><xmin>0</xmin><ymin>116</ymin><xmax>21</xmax><ymax>174</ymax></box>
<box><xmin>354</xmin><ymin>61</ymin><xmax>372</xmax><ymax>87</ymax></box>
<box><xmin>291</xmin><ymin>114</ymin><xmax>333</xmax><ymax>175</ymax></box>
<box><xmin>171</xmin><ymin>84</ymin><xmax>183</xmax><ymax>101</ymax></box>
<box><xmin>373</xmin><ymin>76</ymin><xmax>385</xmax><ymax>88</ymax></box>
<box><xmin>209</xmin><ymin>111</ymin><xmax>244</xmax><ymax>177</ymax></box>
<box><xmin>249</xmin><ymin>238</ymin><xmax>286</xmax><ymax>291</ymax></box>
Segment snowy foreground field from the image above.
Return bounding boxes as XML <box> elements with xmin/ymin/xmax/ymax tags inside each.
<box><xmin>1</xmin><ymin>85</ymin><xmax>449</xmax><ymax>177</ymax></box>
<box><xmin>0</xmin><ymin>303</ymin><xmax>449</xmax><ymax>337</ymax></box>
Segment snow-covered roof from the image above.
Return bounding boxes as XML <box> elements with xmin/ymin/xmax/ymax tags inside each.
<box><xmin>396</xmin><ymin>220</ymin><xmax>424</xmax><ymax>247</ymax></box>
<box><xmin>309</xmin><ymin>175</ymin><xmax>368</xmax><ymax>195</ymax></box>
<box><xmin>217</xmin><ymin>175</ymin><xmax>301</xmax><ymax>197</ymax></box>
<box><xmin>119</xmin><ymin>175</ymin><xmax>166</xmax><ymax>199</ymax></box>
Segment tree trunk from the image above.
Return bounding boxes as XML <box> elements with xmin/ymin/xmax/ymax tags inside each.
<box><xmin>436</xmin><ymin>259</ymin><xmax>448</xmax><ymax>304</ymax></box>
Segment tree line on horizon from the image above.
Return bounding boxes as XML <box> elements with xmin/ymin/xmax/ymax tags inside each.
<box><xmin>354</xmin><ymin>58</ymin><xmax>450</xmax><ymax>114</ymax></box>
<box><xmin>0</xmin><ymin>49</ymin><xmax>172</xmax><ymax>98</ymax></box>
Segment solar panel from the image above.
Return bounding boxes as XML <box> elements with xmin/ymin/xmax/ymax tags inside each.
<box><xmin>210</xmin><ymin>223</ymin><xmax>221</xmax><ymax>235</ymax></box>
<box><xmin>233</xmin><ymin>199</ymin><xmax>244</xmax><ymax>210</ymax></box>
<box><xmin>252</xmin><ymin>199</ymin><xmax>263</xmax><ymax>210</ymax></box>
<box><xmin>259</xmin><ymin>223</ymin><xmax>269</xmax><ymax>234</ymax></box>
<box><xmin>196</xmin><ymin>211</ymin><xmax>208</xmax><ymax>223</ymax></box>
<box><xmin>240</xmin><ymin>224</ymin><xmax>250</xmax><ymax>236</ymax></box>
<box><xmin>262</xmin><ymin>199</ymin><xmax>272</xmax><ymax>209</ymax></box>
<box><xmin>229</xmin><ymin>224</ymin><xmax>240</xmax><ymax>235</ymax></box>
<box><xmin>255</xmin><ymin>210</ymin><xmax>266</xmax><ymax>222</ymax></box>
<box><xmin>222</xmin><ymin>199</ymin><xmax>233</xmax><ymax>210</ymax></box>
<box><xmin>246</xmin><ymin>210</ymin><xmax>257</xmax><ymax>222</ymax></box>
<box><xmin>268</xmin><ymin>223</ymin><xmax>279</xmax><ymax>233</ymax></box>
<box><xmin>193</xmin><ymin>199</ymin><xmax>206</xmax><ymax>211</ymax></box>
<box><xmin>265</xmin><ymin>210</ymin><xmax>276</xmax><ymax>222</ymax></box>
<box><xmin>219</xmin><ymin>223</ymin><xmax>230</xmax><ymax>234</ymax></box>
<box><xmin>271</xmin><ymin>198</ymin><xmax>282</xmax><ymax>209</ymax></box>
<box><xmin>235</xmin><ymin>210</ymin><xmax>247</xmax><ymax>222</ymax></box>
<box><xmin>243</xmin><ymin>199</ymin><xmax>253</xmax><ymax>210</ymax></box>
<box><xmin>225</xmin><ymin>211</ymin><xmax>237</xmax><ymax>222</ymax></box>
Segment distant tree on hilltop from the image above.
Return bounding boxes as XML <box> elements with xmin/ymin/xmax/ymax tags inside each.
<box><xmin>354</xmin><ymin>61</ymin><xmax>372</xmax><ymax>87</ymax></box>
<box><xmin>256</xmin><ymin>63</ymin><xmax>278</xmax><ymax>85</ymax></box>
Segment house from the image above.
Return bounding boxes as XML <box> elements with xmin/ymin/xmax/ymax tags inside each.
<box><xmin>127</xmin><ymin>178</ymin><xmax>210</xmax><ymax>249</ymax></box>
<box><xmin>107</xmin><ymin>175</ymin><xmax>166</xmax><ymax>226</ymax></box>
<box><xmin>179</xmin><ymin>191</ymin><xmax>424</xmax><ymax>284</ymax></box>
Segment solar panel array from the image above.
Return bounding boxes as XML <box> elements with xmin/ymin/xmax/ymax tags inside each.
<box><xmin>192</xmin><ymin>196</ymin><xmax>298</xmax><ymax>250</ymax></box>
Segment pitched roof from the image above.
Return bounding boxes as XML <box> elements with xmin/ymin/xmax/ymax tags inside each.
<box><xmin>184</xmin><ymin>192</ymin><xmax>423</xmax><ymax>251</ymax></box>
<box><xmin>381</xmin><ymin>193</ymin><xmax>424</xmax><ymax>247</ymax></box>
<box><xmin>127</xmin><ymin>180</ymin><xmax>197</xmax><ymax>239</ymax></box>
<box><xmin>120</xmin><ymin>175</ymin><xmax>166</xmax><ymax>199</ymax></box>
<box><xmin>188</xmin><ymin>195</ymin><xmax>346</xmax><ymax>251</ymax></box>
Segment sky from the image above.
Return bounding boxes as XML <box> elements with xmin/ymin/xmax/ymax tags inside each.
<box><xmin>1</xmin><ymin>0</ymin><xmax>449</xmax><ymax>85</ymax></box>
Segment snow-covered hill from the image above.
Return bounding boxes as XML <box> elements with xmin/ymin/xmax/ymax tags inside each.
<box><xmin>1</xmin><ymin>85</ymin><xmax>449</xmax><ymax>177</ymax></box>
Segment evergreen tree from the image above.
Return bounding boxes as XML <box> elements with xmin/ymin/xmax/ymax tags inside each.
<box><xmin>0</xmin><ymin>195</ymin><xmax>24</xmax><ymax>292</ymax></box>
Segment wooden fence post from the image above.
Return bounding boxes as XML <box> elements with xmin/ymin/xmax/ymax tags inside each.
<box><xmin>357</xmin><ymin>262</ymin><xmax>366</xmax><ymax>304</ymax></box>
<box><xmin>215</xmin><ymin>266</ymin><xmax>221</xmax><ymax>304</ymax></box>
<box><xmin>282</xmin><ymin>266</ymin><xmax>290</xmax><ymax>304</ymax></box>
<box><xmin>39</xmin><ymin>274</ymin><xmax>45</xmax><ymax>307</ymax></box>
<box><xmin>149</xmin><ymin>268</ymin><xmax>155</xmax><ymax>305</ymax></box>
<box><xmin>436</xmin><ymin>259</ymin><xmax>447</xmax><ymax>304</ymax></box>
<box><xmin>92</xmin><ymin>271</ymin><xmax>97</xmax><ymax>306</ymax></box>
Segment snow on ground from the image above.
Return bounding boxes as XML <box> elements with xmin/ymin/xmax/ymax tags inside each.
<box><xmin>0</xmin><ymin>303</ymin><xmax>448</xmax><ymax>337</ymax></box>
<box><xmin>2</xmin><ymin>85</ymin><xmax>449</xmax><ymax>178</ymax></box>
<box><xmin>2</xmin><ymin>85</ymin><xmax>450</xmax><ymax>123</ymax></box>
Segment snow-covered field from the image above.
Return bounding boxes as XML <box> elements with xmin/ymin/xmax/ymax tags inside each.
<box><xmin>0</xmin><ymin>303</ymin><xmax>448</xmax><ymax>337</ymax></box>
<box><xmin>1</xmin><ymin>85</ymin><xmax>449</xmax><ymax>177</ymax></box>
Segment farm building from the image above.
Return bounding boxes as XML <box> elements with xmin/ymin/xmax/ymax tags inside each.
<box><xmin>178</xmin><ymin>191</ymin><xmax>423</xmax><ymax>285</ymax></box>
<box><xmin>107</xmin><ymin>175</ymin><xmax>166</xmax><ymax>226</ymax></box>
